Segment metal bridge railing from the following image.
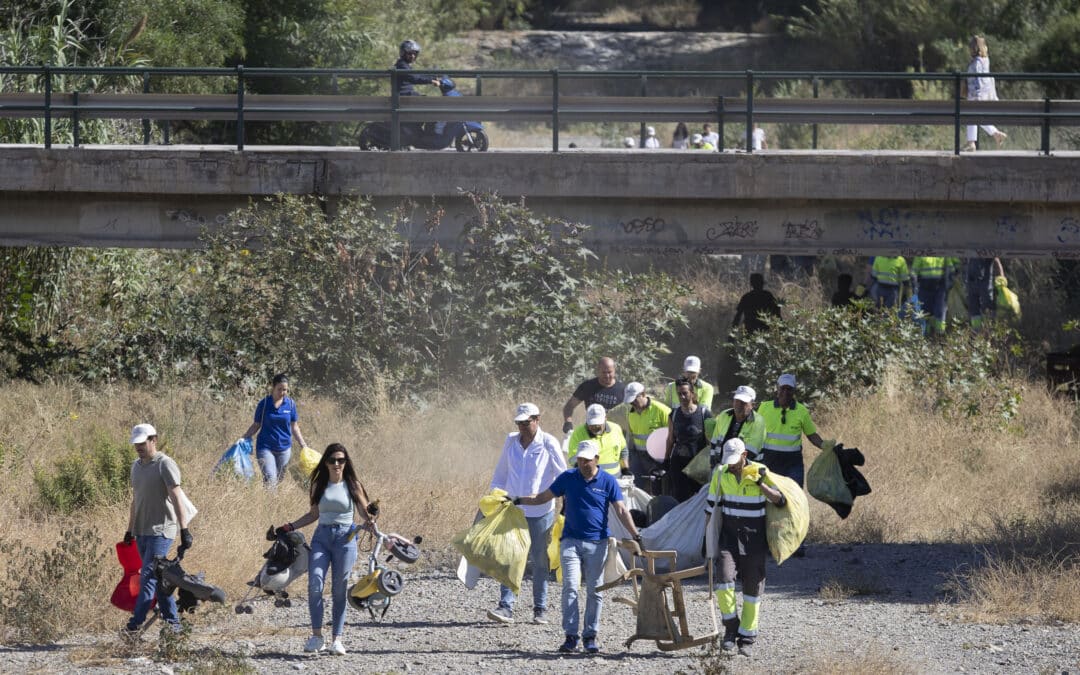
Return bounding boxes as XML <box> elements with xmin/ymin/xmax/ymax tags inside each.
<box><xmin>0</xmin><ymin>66</ymin><xmax>1078</xmax><ymax>154</ymax></box>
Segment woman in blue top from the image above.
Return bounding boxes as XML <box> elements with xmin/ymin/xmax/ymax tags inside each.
<box><xmin>242</xmin><ymin>373</ymin><xmax>309</xmax><ymax>487</ymax></box>
<box><xmin>276</xmin><ymin>443</ymin><xmax>373</xmax><ymax>656</ymax></box>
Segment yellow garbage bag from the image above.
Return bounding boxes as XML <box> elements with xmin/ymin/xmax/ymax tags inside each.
<box><xmin>297</xmin><ymin>446</ymin><xmax>321</xmax><ymax>478</ymax></box>
<box><xmin>806</xmin><ymin>440</ymin><xmax>852</xmax><ymax>506</ymax></box>
<box><xmin>479</xmin><ymin>489</ymin><xmax>509</xmax><ymax>517</ymax></box>
<box><xmin>994</xmin><ymin>276</ymin><xmax>1021</xmax><ymax>322</ymax></box>
<box><xmin>763</xmin><ymin>471</ymin><xmax>809</xmax><ymax>565</ymax></box>
<box><xmin>682</xmin><ymin>446</ymin><xmax>712</xmax><ymax>484</ymax></box>
<box><xmin>452</xmin><ymin>492</ymin><xmax>530</xmax><ymax>594</ymax></box>
<box><xmin>547</xmin><ymin>513</ymin><xmax>565</xmax><ymax>582</ymax></box>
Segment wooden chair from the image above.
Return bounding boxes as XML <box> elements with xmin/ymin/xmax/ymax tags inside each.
<box><xmin>598</xmin><ymin>539</ymin><xmax>719</xmax><ymax>652</ymax></box>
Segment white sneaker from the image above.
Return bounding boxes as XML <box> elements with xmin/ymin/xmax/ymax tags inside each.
<box><xmin>303</xmin><ymin>635</ymin><xmax>325</xmax><ymax>653</ymax></box>
<box><xmin>330</xmin><ymin>638</ymin><xmax>347</xmax><ymax>656</ymax></box>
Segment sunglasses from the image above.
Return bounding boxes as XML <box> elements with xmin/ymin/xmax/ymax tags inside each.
<box><xmin>515</xmin><ymin>418</ymin><xmax>536</xmax><ymax>426</ymax></box>
<box><xmin>327</xmin><ymin>456</ymin><xmax>347</xmax><ymax>465</ymax></box>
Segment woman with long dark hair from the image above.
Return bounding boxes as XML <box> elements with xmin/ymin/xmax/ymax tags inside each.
<box><xmin>663</xmin><ymin>377</ymin><xmax>713</xmax><ymax>502</ymax></box>
<box><xmin>241</xmin><ymin>373</ymin><xmax>309</xmax><ymax>487</ymax></box>
<box><xmin>276</xmin><ymin>443</ymin><xmax>373</xmax><ymax>655</ymax></box>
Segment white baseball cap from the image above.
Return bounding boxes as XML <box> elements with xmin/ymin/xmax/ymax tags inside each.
<box><xmin>623</xmin><ymin>137</ymin><xmax>636</xmax><ymax>148</ymax></box>
<box><xmin>720</xmin><ymin>438</ymin><xmax>747</xmax><ymax>465</ymax></box>
<box><xmin>646</xmin><ymin>126</ymin><xmax>656</xmax><ymax>136</ymax></box>
<box><xmin>585</xmin><ymin>403</ymin><xmax>607</xmax><ymax>425</ymax></box>
<box><xmin>778</xmin><ymin>373</ymin><xmax>796</xmax><ymax>388</ymax></box>
<box><xmin>683</xmin><ymin>355</ymin><xmax>702</xmax><ymax>373</ymax></box>
<box><xmin>575</xmin><ymin>440</ymin><xmax>600</xmax><ymax>461</ymax></box>
<box><xmin>513</xmin><ymin>402</ymin><xmax>540</xmax><ymax>422</ymax></box>
<box><xmin>623</xmin><ymin>382</ymin><xmax>645</xmax><ymax>404</ymax></box>
<box><xmin>733</xmin><ymin>385</ymin><xmax>756</xmax><ymax>403</ymax></box>
<box><xmin>130</xmin><ymin>423</ymin><xmax>157</xmax><ymax>444</ymax></box>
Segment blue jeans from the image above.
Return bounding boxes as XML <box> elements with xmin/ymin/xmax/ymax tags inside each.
<box><xmin>308</xmin><ymin>523</ymin><xmax>358</xmax><ymax>637</ymax></box>
<box><xmin>560</xmin><ymin>538</ymin><xmax>607</xmax><ymax>639</ymax></box>
<box><xmin>127</xmin><ymin>535</ymin><xmax>179</xmax><ymax>630</ymax></box>
<box><xmin>256</xmin><ymin>447</ymin><xmax>291</xmax><ymax>487</ymax></box>
<box><xmin>498</xmin><ymin>509</ymin><xmax>555</xmax><ymax>612</ymax></box>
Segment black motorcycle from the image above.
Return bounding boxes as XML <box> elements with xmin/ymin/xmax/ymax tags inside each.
<box><xmin>359</xmin><ymin>78</ymin><xmax>488</xmax><ymax>152</ymax></box>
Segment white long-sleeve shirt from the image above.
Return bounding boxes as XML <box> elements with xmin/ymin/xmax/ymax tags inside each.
<box><xmin>967</xmin><ymin>56</ymin><xmax>997</xmax><ymax>100</ymax></box>
<box><xmin>489</xmin><ymin>428</ymin><xmax>567</xmax><ymax>518</ymax></box>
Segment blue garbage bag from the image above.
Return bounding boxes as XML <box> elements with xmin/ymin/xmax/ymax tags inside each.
<box><xmin>214</xmin><ymin>438</ymin><xmax>254</xmax><ymax>480</ymax></box>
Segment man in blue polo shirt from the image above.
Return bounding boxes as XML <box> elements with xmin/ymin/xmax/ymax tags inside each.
<box><xmin>515</xmin><ymin>440</ymin><xmax>642</xmax><ymax>654</ymax></box>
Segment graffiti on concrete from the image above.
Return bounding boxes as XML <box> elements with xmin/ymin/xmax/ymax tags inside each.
<box><xmin>706</xmin><ymin>217</ymin><xmax>758</xmax><ymax>240</ymax></box>
<box><xmin>1058</xmin><ymin>217</ymin><xmax>1080</xmax><ymax>245</ymax></box>
<box><xmin>783</xmin><ymin>218</ymin><xmax>822</xmax><ymax>241</ymax></box>
<box><xmin>857</xmin><ymin>207</ymin><xmax>945</xmax><ymax>243</ymax></box>
<box><xmin>619</xmin><ymin>217</ymin><xmax>666</xmax><ymax>234</ymax></box>
<box><xmin>166</xmin><ymin>209</ymin><xmax>228</xmax><ymax>228</ymax></box>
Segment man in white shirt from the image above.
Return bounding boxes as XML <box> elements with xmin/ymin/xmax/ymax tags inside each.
<box><xmin>644</xmin><ymin>126</ymin><xmax>660</xmax><ymax>149</ymax></box>
<box><xmin>702</xmin><ymin>123</ymin><xmax>720</xmax><ymax>148</ymax></box>
<box><xmin>752</xmin><ymin>124</ymin><xmax>768</xmax><ymax>151</ymax></box>
<box><xmin>487</xmin><ymin>403</ymin><xmax>568</xmax><ymax>625</ymax></box>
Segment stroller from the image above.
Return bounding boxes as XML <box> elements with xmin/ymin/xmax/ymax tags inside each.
<box><xmin>348</xmin><ymin>518</ymin><xmax>422</xmax><ymax>620</ymax></box>
<box><xmin>234</xmin><ymin>526</ymin><xmax>310</xmax><ymax>614</ymax></box>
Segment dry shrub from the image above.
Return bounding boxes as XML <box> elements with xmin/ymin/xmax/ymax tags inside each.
<box><xmin>796</xmin><ymin>648</ymin><xmax>917</xmax><ymax>675</ymax></box>
<box><xmin>818</xmin><ymin>569</ymin><xmax>889</xmax><ymax>601</ymax></box>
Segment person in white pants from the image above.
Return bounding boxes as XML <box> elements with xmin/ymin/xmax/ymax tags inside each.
<box><xmin>965</xmin><ymin>35</ymin><xmax>1007</xmax><ymax>152</ymax></box>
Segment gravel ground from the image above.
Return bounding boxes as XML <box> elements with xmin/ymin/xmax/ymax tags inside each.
<box><xmin>2</xmin><ymin>543</ymin><xmax>1078</xmax><ymax>674</ymax></box>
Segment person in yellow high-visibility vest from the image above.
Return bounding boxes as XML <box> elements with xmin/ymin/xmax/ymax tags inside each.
<box><xmin>705</xmin><ymin>438</ymin><xmax>787</xmax><ymax>658</ymax></box>
<box><xmin>623</xmin><ymin>382</ymin><xmax>670</xmax><ymax>494</ymax></box>
<box><xmin>912</xmin><ymin>256</ymin><xmax>948</xmax><ymax>335</ymax></box>
<box><xmin>867</xmin><ymin>255</ymin><xmax>909</xmax><ymax>310</ymax></box>
<box><xmin>662</xmin><ymin>355</ymin><xmax>716</xmax><ymax>412</ymax></box>
<box><xmin>566</xmin><ymin>404</ymin><xmax>628</xmax><ymax>477</ymax></box>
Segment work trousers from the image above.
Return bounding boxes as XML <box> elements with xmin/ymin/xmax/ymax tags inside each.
<box><xmin>714</xmin><ymin>547</ymin><xmax>766</xmax><ymax>642</ymax></box>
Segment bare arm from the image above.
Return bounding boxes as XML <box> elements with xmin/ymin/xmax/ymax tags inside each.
<box><xmin>127</xmin><ymin>497</ymin><xmax>136</xmax><ymax>533</ymax></box>
<box><xmin>517</xmin><ymin>489</ymin><xmax>556</xmax><ymax>506</ymax></box>
<box><xmin>612</xmin><ymin>500</ymin><xmax>641</xmax><ymax>539</ymax></box>
<box><xmin>166</xmin><ymin>484</ymin><xmax>189</xmax><ymax>530</ymax></box>
<box><xmin>759</xmin><ymin>481</ymin><xmax>785</xmax><ymax>506</ymax></box>
<box><xmin>291</xmin><ymin>421</ymin><xmax>307</xmax><ymax>449</ymax></box>
<box><xmin>665</xmin><ymin>416</ymin><xmax>674</xmax><ymax>461</ymax></box>
<box><xmin>562</xmin><ymin>396</ymin><xmax>582</xmax><ymax>425</ymax></box>
<box><xmin>286</xmin><ymin>504</ymin><xmax>321</xmax><ymax>530</ymax></box>
<box><xmin>807</xmin><ymin>432</ymin><xmax>824</xmax><ymax>449</ymax></box>
<box><xmin>242</xmin><ymin>421</ymin><xmax>261</xmax><ymax>440</ymax></box>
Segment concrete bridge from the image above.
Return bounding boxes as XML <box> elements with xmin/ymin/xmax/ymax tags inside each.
<box><xmin>2</xmin><ymin>144</ymin><xmax>1080</xmax><ymax>258</ymax></box>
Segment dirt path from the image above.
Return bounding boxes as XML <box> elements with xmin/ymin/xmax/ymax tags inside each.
<box><xmin>3</xmin><ymin>543</ymin><xmax>1078</xmax><ymax>674</ymax></box>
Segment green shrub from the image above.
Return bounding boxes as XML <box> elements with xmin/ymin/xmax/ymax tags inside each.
<box><xmin>729</xmin><ymin>302</ymin><xmax>1021</xmax><ymax>426</ymax></box>
<box><xmin>35</xmin><ymin>433</ymin><xmax>131</xmax><ymax>513</ymax></box>
<box><xmin>0</xmin><ymin>527</ymin><xmax>108</xmax><ymax>643</ymax></box>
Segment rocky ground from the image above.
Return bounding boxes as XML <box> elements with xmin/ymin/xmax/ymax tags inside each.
<box><xmin>2</xmin><ymin>543</ymin><xmax>1078</xmax><ymax>674</ymax></box>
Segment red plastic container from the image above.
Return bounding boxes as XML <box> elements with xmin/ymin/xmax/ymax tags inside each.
<box><xmin>110</xmin><ymin>540</ymin><xmax>154</xmax><ymax>612</ymax></box>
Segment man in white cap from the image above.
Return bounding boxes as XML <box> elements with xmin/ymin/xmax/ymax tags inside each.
<box><xmin>757</xmin><ymin>374</ymin><xmax>824</xmax><ymax>488</ymax></box>
<box><xmin>644</xmin><ymin>126</ymin><xmax>660</xmax><ymax>148</ymax></box>
<box><xmin>663</xmin><ymin>355</ymin><xmax>715</xmax><ymax>412</ymax></box>
<box><xmin>707</xmin><ymin>385</ymin><xmax>767</xmax><ymax>467</ymax></box>
<box><xmin>121</xmin><ymin>423</ymin><xmax>192</xmax><ymax>639</ymax></box>
<box><xmin>624</xmin><ymin>382</ymin><xmax>671</xmax><ymax>493</ymax></box>
<box><xmin>513</xmin><ymin>439</ymin><xmax>643</xmax><ymax>654</ymax></box>
<box><xmin>487</xmin><ymin>403</ymin><xmax>567</xmax><ymax>625</ymax></box>
<box><xmin>561</xmin><ymin>356</ymin><xmax>626</xmax><ymax>435</ymax></box>
<box><xmin>705</xmin><ymin>438</ymin><xmax>786</xmax><ymax>657</ymax></box>
<box><xmin>567</xmin><ymin>403</ymin><xmax>627</xmax><ymax>477</ymax></box>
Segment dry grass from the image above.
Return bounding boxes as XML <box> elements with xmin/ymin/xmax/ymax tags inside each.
<box><xmin>818</xmin><ymin>570</ymin><xmax>889</xmax><ymax>602</ymax></box>
<box><xmin>2</xmin><ymin>367</ymin><xmax>1078</xmax><ymax>636</ymax></box>
<box><xmin>794</xmin><ymin>648</ymin><xmax>917</xmax><ymax>675</ymax></box>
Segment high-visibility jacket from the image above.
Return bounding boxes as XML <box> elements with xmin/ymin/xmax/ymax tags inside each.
<box><xmin>662</xmin><ymin>378</ymin><xmax>715</xmax><ymax>412</ymax></box>
<box><xmin>708</xmin><ymin>409</ymin><xmax>767</xmax><ymax>462</ymax></box>
<box><xmin>757</xmin><ymin>400</ymin><xmax>816</xmax><ymax>458</ymax></box>
<box><xmin>871</xmin><ymin>256</ymin><xmax>909</xmax><ymax>287</ymax></box>
<box><xmin>705</xmin><ymin>460</ymin><xmax>771</xmax><ymax>556</ymax></box>
<box><xmin>567</xmin><ymin>421</ymin><xmax>627</xmax><ymax>476</ymax></box>
<box><xmin>912</xmin><ymin>256</ymin><xmax>946</xmax><ymax>280</ymax></box>
<box><xmin>626</xmin><ymin>398</ymin><xmax>671</xmax><ymax>452</ymax></box>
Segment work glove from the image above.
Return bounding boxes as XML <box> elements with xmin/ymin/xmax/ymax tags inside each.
<box><xmin>562</xmin><ymin>421</ymin><xmax>574</xmax><ymax>434</ymax></box>
<box><xmin>504</xmin><ymin>495</ymin><xmax>522</xmax><ymax>506</ymax></box>
<box><xmin>620</xmin><ymin>466</ymin><xmax>633</xmax><ymax>477</ymax></box>
<box><xmin>123</xmin><ymin>531</ymin><xmax>134</xmax><ymax>545</ymax></box>
<box><xmin>177</xmin><ymin>528</ymin><xmax>193</xmax><ymax>559</ymax></box>
<box><xmin>756</xmin><ymin>467</ymin><xmax>768</xmax><ymax>486</ymax></box>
